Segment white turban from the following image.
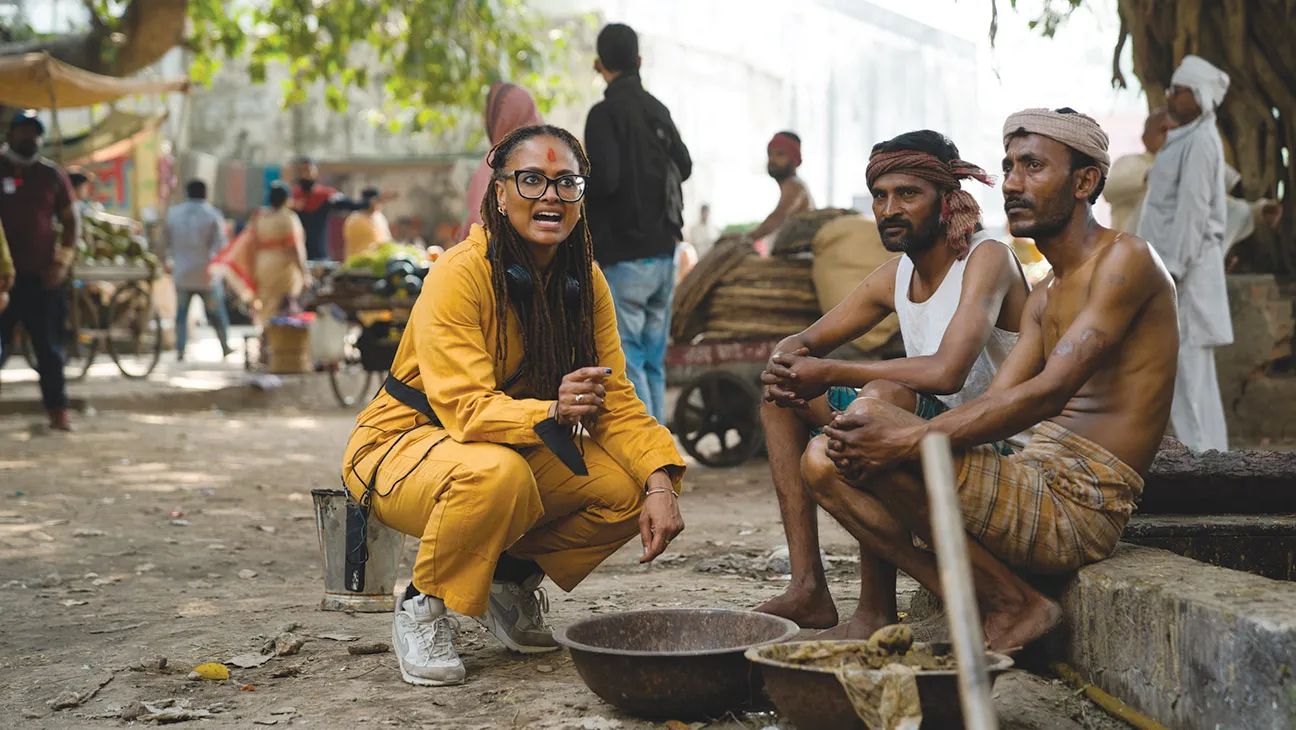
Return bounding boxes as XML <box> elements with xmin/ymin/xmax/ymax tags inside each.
<box><xmin>1172</xmin><ymin>55</ymin><xmax>1230</xmax><ymax>113</ymax></box>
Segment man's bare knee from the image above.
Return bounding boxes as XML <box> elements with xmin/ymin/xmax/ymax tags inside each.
<box><xmin>856</xmin><ymin>379</ymin><xmax>916</xmax><ymax>409</ymax></box>
<box><xmin>801</xmin><ymin>436</ymin><xmax>838</xmax><ymax>496</ymax></box>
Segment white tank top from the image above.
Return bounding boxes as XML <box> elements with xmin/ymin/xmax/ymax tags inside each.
<box><xmin>893</xmin><ymin>233</ymin><xmax>1021</xmax><ymax>413</ymax></box>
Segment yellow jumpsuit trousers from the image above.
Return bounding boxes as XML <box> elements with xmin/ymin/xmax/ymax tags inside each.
<box><xmin>342</xmin><ymin>226</ymin><xmax>685</xmax><ymax>617</ymax></box>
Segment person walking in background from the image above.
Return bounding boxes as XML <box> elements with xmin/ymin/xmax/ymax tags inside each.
<box><xmin>288</xmin><ymin>156</ymin><xmax>368</xmax><ymax>261</ymax></box>
<box><xmin>342</xmin><ymin>187</ymin><xmax>393</xmax><ymax>259</ymax></box>
<box><xmin>162</xmin><ymin>179</ymin><xmax>233</xmax><ymax>361</ymax></box>
<box><xmin>460</xmin><ymin>82</ymin><xmax>544</xmax><ymax>239</ymax></box>
<box><xmin>1137</xmin><ymin>55</ymin><xmax>1233</xmax><ymax>453</ymax></box>
<box><xmin>584</xmin><ymin>22</ymin><xmax>692</xmax><ymax>423</ymax></box>
<box><xmin>0</xmin><ymin>111</ymin><xmax>79</xmax><ymax>431</ymax></box>
<box><xmin>251</xmin><ymin>182</ymin><xmax>309</xmax><ymax>325</ymax></box>
<box><xmin>686</xmin><ymin>203</ymin><xmax>720</xmax><ymax>258</ymax></box>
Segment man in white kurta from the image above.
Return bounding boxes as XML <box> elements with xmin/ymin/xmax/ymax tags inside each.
<box><xmin>1137</xmin><ymin>55</ymin><xmax>1232</xmax><ymax>452</ymax></box>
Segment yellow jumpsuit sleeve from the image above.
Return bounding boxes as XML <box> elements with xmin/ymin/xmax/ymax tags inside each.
<box><xmin>588</xmin><ymin>265</ymin><xmax>687</xmax><ymax>489</ymax></box>
<box><xmin>0</xmin><ymin>222</ymin><xmax>13</xmax><ymax>278</ymax></box>
<box><xmin>413</xmin><ymin>252</ymin><xmax>553</xmax><ymax>445</ymax></box>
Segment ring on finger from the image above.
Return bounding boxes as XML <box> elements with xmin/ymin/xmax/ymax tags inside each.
<box><xmin>575</xmin><ymin>393</ymin><xmax>585</xmax><ymax>404</ymax></box>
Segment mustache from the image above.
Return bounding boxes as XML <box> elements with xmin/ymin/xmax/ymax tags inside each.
<box><xmin>878</xmin><ymin>217</ymin><xmax>911</xmax><ymax>231</ymax></box>
<box><xmin>1004</xmin><ymin>197</ymin><xmax>1033</xmax><ymax>212</ymax></box>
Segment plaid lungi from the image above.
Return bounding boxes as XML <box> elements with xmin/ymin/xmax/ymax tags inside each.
<box><xmin>955</xmin><ymin>421</ymin><xmax>1143</xmax><ymax>574</ymax></box>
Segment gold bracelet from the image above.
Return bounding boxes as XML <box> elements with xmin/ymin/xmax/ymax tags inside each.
<box><xmin>645</xmin><ymin>487</ymin><xmax>676</xmax><ymax>499</ymax></box>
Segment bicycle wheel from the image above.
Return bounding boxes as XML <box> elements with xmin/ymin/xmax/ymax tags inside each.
<box><xmin>16</xmin><ymin>288</ymin><xmax>97</xmax><ymax>380</ymax></box>
<box><xmin>63</xmin><ymin>286</ymin><xmax>99</xmax><ymax>381</ymax></box>
<box><xmin>104</xmin><ymin>283</ymin><xmax>162</xmax><ymax>378</ymax></box>
<box><xmin>328</xmin><ymin>323</ymin><xmax>375</xmax><ymax>407</ymax></box>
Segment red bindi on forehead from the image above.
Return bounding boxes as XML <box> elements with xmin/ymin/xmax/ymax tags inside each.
<box><xmin>546</xmin><ymin>147</ymin><xmax>557</xmax><ymax>162</ymax></box>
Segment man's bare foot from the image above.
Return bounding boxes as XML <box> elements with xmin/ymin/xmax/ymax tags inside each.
<box><xmin>755</xmin><ymin>586</ymin><xmax>839</xmax><ymax>629</ymax></box>
<box><xmin>982</xmin><ymin>595</ymin><xmax>1063</xmax><ymax>654</ymax></box>
<box><xmin>816</xmin><ymin>612</ymin><xmax>893</xmax><ymax>640</ymax></box>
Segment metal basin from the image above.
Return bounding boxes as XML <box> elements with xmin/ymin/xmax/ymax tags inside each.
<box><xmin>746</xmin><ymin>641</ymin><xmax>1014</xmax><ymax>730</ymax></box>
<box><xmin>554</xmin><ymin>608</ymin><xmax>800</xmax><ymax>719</ymax></box>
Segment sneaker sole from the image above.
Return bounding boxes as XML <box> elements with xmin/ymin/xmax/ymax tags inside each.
<box><xmin>392</xmin><ymin>619</ymin><xmax>466</xmax><ymax>686</ymax></box>
<box><xmin>476</xmin><ymin>613</ymin><xmax>560</xmax><ymax>655</ymax></box>
<box><xmin>396</xmin><ymin>662</ymin><xmax>465</xmax><ymax>687</ymax></box>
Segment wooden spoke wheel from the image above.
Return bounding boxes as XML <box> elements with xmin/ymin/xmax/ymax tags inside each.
<box><xmin>673</xmin><ymin>371</ymin><xmax>763</xmax><ymax>467</ymax></box>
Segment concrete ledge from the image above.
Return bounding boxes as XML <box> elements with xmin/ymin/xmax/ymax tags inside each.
<box><xmin>1058</xmin><ymin>543</ymin><xmax>1296</xmax><ymax>730</ymax></box>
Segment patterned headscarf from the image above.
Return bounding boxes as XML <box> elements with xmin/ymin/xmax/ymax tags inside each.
<box><xmin>865</xmin><ymin>149</ymin><xmax>994</xmax><ymax>259</ymax></box>
<box><xmin>1002</xmin><ymin>108</ymin><xmax>1111</xmax><ymax>176</ymax></box>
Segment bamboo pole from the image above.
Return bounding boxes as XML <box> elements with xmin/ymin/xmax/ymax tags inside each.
<box><xmin>920</xmin><ymin>432</ymin><xmax>998</xmax><ymax>730</ymax></box>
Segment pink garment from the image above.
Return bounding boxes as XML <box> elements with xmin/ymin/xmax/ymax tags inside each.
<box><xmin>460</xmin><ymin>83</ymin><xmax>543</xmax><ymax>238</ymax></box>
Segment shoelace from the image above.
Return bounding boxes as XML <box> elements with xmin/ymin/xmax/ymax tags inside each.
<box><xmin>410</xmin><ymin>615</ymin><xmax>460</xmax><ymax>660</ymax></box>
<box><xmin>509</xmin><ymin>583</ymin><xmax>551</xmax><ymax>630</ymax></box>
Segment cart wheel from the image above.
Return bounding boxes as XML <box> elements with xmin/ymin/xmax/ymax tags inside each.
<box><xmin>673</xmin><ymin>371</ymin><xmax>764</xmax><ymax>467</ymax></box>
<box><xmin>329</xmin><ymin>323</ymin><xmax>375</xmax><ymax>407</ymax></box>
<box><xmin>104</xmin><ymin>283</ymin><xmax>162</xmax><ymax>379</ymax></box>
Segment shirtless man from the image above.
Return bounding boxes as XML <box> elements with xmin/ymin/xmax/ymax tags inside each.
<box><xmin>755</xmin><ymin>130</ymin><xmax>1028</xmax><ymax>634</ymax></box>
<box><xmin>808</xmin><ymin>108</ymin><xmax>1177</xmax><ymax>651</ymax></box>
<box><xmin>746</xmin><ymin>131</ymin><xmax>814</xmax><ymax>245</ymax></box>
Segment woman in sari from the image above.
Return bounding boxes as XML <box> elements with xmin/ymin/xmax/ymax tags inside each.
<box><xmin>342</xmin><ymin>125</ymin><xmax>685</xmax><ymax>687</ymax></box>
<box><xmin>249</xmin><ymin>182</ymin><xmax>308</xmax><ymax>325</ymax></box>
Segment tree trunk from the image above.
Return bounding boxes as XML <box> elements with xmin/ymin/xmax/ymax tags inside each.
<box><xmin>1116</xmin><ymin>0</ymin><xmax>1296</xmax><ymax>273</ymax></box>
<box><xmin>0</xmin><ymin>0</ymin><xmax>187</xmax><ymax>77</ymax></box>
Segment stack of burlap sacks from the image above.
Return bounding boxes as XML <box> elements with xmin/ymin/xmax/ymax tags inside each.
<box><xmin>671</xmin><ymin>209</ymin><xmax>899</xmax><ymax>352</ymax></box>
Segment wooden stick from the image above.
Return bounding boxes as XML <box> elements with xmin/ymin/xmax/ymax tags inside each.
<box><xmin>920</xmin><ymin>432</ymin><xmax>998</xmax><ymax>730</ymax></box>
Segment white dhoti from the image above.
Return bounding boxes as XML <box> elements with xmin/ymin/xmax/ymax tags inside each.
<box><xmin>1171</xmin><ymin>343</ymin><xmax>1229</xmax><ymax>452</ymax></box>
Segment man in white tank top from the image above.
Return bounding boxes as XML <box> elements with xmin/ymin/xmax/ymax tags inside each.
<box><xmin>756</xmin><ymin>131</ymin><xmax>1030</xmax><ymax>633</ymax></box>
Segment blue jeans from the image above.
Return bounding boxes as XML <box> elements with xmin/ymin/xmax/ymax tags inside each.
<box><xmin>601</xmin><ymin>255</ymin><xmax>674</xmax><ymax>423</ymax></box>
<box><xmin>175</xmin><ymin>279</ymin><xmax>232</xmax><ymax>356</ymax></box>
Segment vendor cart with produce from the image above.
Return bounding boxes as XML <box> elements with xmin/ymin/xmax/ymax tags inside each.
<box><xmin>310</xmin><ymin>242</ymin><xmax>437</xmax><ymax>407</ymax></box>
<box><xmin>669</xmin><ymin>209</ymin><xmax>903</xmax><ymax>467</ymax></box>
<box><xmin>0</xmin><ymin>52</ymin><xmax>186</xmax><ymax>382</ymax></box>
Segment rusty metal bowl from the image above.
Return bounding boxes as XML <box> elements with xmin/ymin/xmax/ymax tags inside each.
<box><xmin>553</xmin><ymin>608</ymin><xmax>800</xmax><ymax>719</ymax></box>
<box><xmin>745</xmin><ymin>641</ymin><xmax>1015</xmax><ymax>730</ymax></box>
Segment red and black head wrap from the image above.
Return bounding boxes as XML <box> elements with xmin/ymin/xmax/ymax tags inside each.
<box><xmin>865</xmin><ymin>138</ymin><xmax>994</xmax><ymax>259</ymax></box>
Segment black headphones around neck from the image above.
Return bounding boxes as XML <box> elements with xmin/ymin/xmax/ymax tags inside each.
<box><xmin>494</xmin><ymin>251</ymin><xmax>581</xmax><ymax>325</ymax></box>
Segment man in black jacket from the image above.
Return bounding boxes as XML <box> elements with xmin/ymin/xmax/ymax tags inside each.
<box><xmin>584</xmin><ymin>23</ymin><xmax>692</xmax><ymax>424</ymax></box>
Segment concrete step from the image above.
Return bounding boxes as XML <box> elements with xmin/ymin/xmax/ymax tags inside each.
<box><xmin>909</xmin><ymin>543</ymin><xmax>1296</xmax><ymax>730</ymax></box>
<box><xmin>1057</xmin><ymin>543</ymin><xmax>1296</xmax><ymax>730</ymax></box>
<box><xmin>1123</xmin><ymin>513</ymin><xmax>1296</xmax><ymax>581</ymax></box>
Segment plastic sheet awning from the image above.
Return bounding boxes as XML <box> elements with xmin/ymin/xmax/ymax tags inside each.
<box><xmin>0</xmin><ymin>53</ymin><xmax>188</xmax><ymax>108</ymax></box>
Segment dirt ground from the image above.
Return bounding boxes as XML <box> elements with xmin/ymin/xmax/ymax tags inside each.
<box><xmin>0</xmin><ymin>406</ymin><xmax>1129</xmax><ymax>729</ymax></box>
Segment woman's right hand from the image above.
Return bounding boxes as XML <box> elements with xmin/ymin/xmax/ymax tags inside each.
<box><xmin>549</xmin><ymin>366</ymin><xmax>611</xmax><ymax>425</ymax></box>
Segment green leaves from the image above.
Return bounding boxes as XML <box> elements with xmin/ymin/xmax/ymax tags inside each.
<box><xmin>184</xmin><ymin>0</ymin><xmax>571</xmax><ymax>132</ymax></box>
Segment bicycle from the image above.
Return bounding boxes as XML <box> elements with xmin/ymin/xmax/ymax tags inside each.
<box><xmin>13</xmin><ymin>277</ymin><xmax>162</xmax><ymax>380</ymax></box>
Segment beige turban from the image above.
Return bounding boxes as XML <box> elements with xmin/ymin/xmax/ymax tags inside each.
<box><xmin>1172</xmin><ymin>55</ymin><xmax>1230</xmax><ymax>114</ymax></box>
<box><xmin>1002</xmin><ymin>108</ymin><xmax>1111</xmax><ymax>176</ymax></box>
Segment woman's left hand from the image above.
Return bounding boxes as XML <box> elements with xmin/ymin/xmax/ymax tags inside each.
<box><xmin>638</xmin><ymin>473</ymin><xmax>684</xmax><ymax>563</ymax></box>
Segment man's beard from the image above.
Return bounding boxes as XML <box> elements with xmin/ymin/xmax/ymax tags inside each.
<box><xmin>298</xmin><ymin>179</ymin><xmax>315</xmax><ymax>193</ymax></box>
<box><xmin>878</xmin><ymin>215</ymin><xmax>940</xmax><ymax>255</ymax></box>
<box><xmin>4</xmin><ymin>142</ymin><xmax>39</xmax><ymax>164</ymax></box>
<box><xmin>1004</xmin><ymin>192</ymin><xmax>1073</xmax><ymax>239</ymax></box>
<box><xmin>767</xmin><ymin>163</ymin><xmax>794</xmax><ymax>182</ymax></box>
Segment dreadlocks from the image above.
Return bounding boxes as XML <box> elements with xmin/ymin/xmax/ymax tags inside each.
<box><xmin>479</xmin><ymin>125</ymin><xmax>598</xmax><ymax>400</ymax></box>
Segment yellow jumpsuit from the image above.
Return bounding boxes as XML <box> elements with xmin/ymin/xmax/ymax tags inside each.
<box><xmin>341</xmin><ymin>225</ymin><xmax>685</xmax><ymax>617</ymax></box>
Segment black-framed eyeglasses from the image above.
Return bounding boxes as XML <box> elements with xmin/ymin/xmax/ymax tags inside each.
<box><xmin>503</xmin><ymin>170</ymin><xmax>588</xmax><ymax>202</ymax></box>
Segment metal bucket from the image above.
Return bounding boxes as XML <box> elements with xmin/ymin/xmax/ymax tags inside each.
<box><xmin>312</xmin><ymin>488</ymin><xmax>404</xmax><ymax>612</ymax></box>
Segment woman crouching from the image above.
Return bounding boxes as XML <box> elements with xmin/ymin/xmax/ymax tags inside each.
<box><xmin>341</xmin><ymin>125</ymin><xmax>686</xmax><ymax>686</ymax></box>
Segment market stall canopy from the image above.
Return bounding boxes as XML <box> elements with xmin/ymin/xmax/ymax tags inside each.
<box><xmin>0</xmin><ymin>53</ymin><xmax>188</xmax><ymax>108</ymax></box>
<box><xmin>50</xmin><ymin>109</ymin><xmax>168</xmax><ymax>164</ymax></box>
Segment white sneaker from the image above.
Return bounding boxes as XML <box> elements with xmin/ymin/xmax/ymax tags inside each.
<box><xmin>392</xmin><ymin>593</ymin><xmax>466</xmax><ymax>686</ymax></box>
<box><xmin>477</xmin><ymin>573</ymin><xmax>559</xmax><ymax>654</ymax></box>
